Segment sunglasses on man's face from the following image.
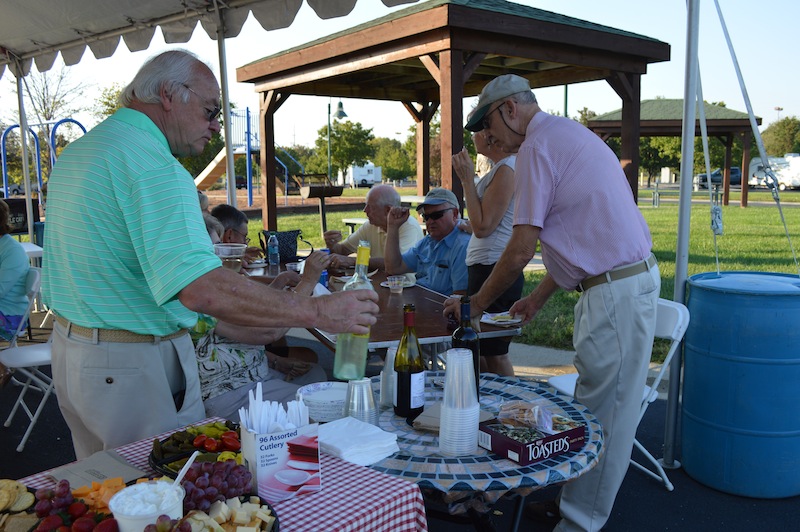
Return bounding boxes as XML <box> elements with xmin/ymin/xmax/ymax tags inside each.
<box><xmin>421</xmin><ymin>208</ymin><xmax>452</xmax><ymax>222</ymax></box>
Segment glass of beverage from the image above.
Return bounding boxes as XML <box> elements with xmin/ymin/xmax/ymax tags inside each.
<box><xmin>387</xmin><ymin>275</ymin><xmax>406</xmax><ymax>294</ymax></box>
<box><xmin>214</xmin><ymin>243</ymin><xmax>247</xmax><ymax>273</ymax></box>
<box><xmin>286</xmin><ymin>262</ymin><xmax>302</xmax><ymax>273</ymax></box>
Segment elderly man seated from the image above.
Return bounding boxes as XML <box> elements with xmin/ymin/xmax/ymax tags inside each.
<box><xmin>384</xmin><ymin>188</ymin><xmax>470</xmax><ymax>296</ymax></box>
<box><xmin>324</xmin><ymin>184</ymin><xmax>423</xmax><ymax>270</ymax></box>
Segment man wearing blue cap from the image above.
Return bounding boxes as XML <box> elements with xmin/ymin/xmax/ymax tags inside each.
<box><xmin>449</xmin><ymin>74</ymin><xmax>661</xmax><ymax>531</ymax></box>
<box><xmin>384</xmin><ymin>187</ymin><xmax>470</xmax><ymax>296</ymax></box>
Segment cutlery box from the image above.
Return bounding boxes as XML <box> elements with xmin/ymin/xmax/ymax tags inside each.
<box><xmin>240</xmin><ymin>423</ymin><xmax>321</xmax><ymax>504</ymax></box>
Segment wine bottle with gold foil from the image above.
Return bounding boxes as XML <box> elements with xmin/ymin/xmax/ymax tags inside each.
<box><xmin>393</xmin><ymin>303</ymin><xmax>425</xmax><ymax>418</ymax></box>
<box><xmin>333</xmin><ymin>241</ymin><xmax>373</xmax><ymax>380</ymax></box>
<box><xmin>452</xmin><ymin>295</ymin><xmax>481</xmax><ymax>400</ymax></box>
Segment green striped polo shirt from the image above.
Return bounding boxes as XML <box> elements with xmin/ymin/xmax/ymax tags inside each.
<box><xmin>42</xmin><ymin>108</ymin><xmax>221</xmax><ymax>335</ymax></box>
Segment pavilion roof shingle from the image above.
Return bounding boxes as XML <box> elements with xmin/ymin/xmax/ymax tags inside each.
<box><xmin>592</xmin><ymin>99</ymin><xmax>758</xmax><ymax>122</ymax></box>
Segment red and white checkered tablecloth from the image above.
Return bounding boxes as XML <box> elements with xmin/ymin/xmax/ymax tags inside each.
<box><xmin>20</xmin><ymin>418</ymin><xmax>428</xmax><ymax>532</ymax></box>
<box><xmin>273</xmin><ymin>453</ymin><xmax>427</xmax><ymax>532</ymax></box>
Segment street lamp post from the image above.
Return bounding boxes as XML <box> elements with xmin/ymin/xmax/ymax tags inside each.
<box><xmin>327</xmin><ymin>99</ymin><xmax>347</xmax><ymax>184</ymax></box>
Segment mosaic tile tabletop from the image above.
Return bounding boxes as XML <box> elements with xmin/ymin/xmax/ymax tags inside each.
<box><xmin>369</xmin><ymin>372</ymin><xmax>604</xmax><ymax>514</ymax></box>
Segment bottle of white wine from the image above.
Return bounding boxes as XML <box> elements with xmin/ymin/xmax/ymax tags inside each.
<box><xmin>452</xmin><ymin>295</ymin><xmax>481</xmax><ymax>400</ymax></box>
<box><xmin>393</xmin><ymin>303</ymin><xmax>425</xmax><ymax>419</ymax></box>
<box><xmin>333</xmin><ymin>241</ymin><xmax>373</xmax><ymax>381</ymax></box>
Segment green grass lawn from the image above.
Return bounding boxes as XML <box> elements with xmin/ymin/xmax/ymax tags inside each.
<box><xmin>246</xmin><ymin>187</ymin><xmax>800</xmax><ymax>361</ymax></box>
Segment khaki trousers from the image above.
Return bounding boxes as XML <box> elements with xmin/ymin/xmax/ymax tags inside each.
<box><xmin>51</xmin><ymin>320</ymin><xmax>205</xmax><ymax>459</ymax></box>
<box><xmin>555</xmin><ymin>264</ymin><xmax>660</xmax><ymax>532</ymax></box>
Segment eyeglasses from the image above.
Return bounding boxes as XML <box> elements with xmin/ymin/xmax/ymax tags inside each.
<box><xmin>232</xmin><ymin>229</ymin><xmax>250</xmax><ymax>244</ymax></box>
<box><xmin>481</xmin><ymin>104</ymin><xmax>502</xmax><ymax>130</ymax></box>
<box><xmin>182</xmin><ymin>84</ymin><xmax>222</xmax><ymax>122</ymax></box>
<box><xmin>421</xmin><ymin>208</ymin><xmax>453</xmax><ymax>222</ymax></box>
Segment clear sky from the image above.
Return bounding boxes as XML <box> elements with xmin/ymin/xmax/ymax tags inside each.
<box><xmin>2</xmin><ymin>0</ymin><xmax>797</xmax><ymax>149</ymax></box>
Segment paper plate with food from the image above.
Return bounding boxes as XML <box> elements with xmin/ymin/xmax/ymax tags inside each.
<box><xmin>480</xmin><ymin>312</ymin><xmax>523</xmax><ymax>326</ymax></box>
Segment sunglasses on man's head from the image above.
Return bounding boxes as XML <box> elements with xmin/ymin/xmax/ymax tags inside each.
<box><xmin>421</xmin><ymin>208</ymin><xmax>452</xmax><ymax>222</ymax></box>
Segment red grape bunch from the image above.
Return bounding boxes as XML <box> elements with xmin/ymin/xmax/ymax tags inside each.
<box><xmin>180</xmin><ymin>460</ymin><xmax>252</xmax><ymax>514</ymax></box>
<box><xmin>34</xmin><ymin>479</ymin><xmax>75</xmax><ymax>517</ymax></box>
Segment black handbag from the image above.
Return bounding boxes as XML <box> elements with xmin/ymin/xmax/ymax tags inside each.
<box><xmin>259</xmin><ymin>229</ymin><xmax>314</xmax><ymax>262</ymax></box>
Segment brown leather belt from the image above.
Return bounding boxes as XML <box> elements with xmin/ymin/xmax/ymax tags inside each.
<box><xmin>576</xmin><ymin>254</ymin><xmax>657</xmax><ymax>293</ymax></box>
<box><xmin>55</xmin><ymin>315</ymin><xmax>188</xmax><ymax>344</ymax></box>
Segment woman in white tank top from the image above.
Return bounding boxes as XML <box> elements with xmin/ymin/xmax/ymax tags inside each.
<box><xmin>451</xmin><ymin>130</ymin><xmax>523</xmax><ymax>376</ymax></box>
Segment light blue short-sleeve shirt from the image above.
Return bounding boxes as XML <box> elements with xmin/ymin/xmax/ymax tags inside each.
<box><xmin>42</xmin><ymin>108</ymin><xmax>221</xmax><ymax>335</ymax></box>
<box><xmin>401</xmin><ymin>227</ymin><xmax>470</xmax><ymax>295</ymax></box>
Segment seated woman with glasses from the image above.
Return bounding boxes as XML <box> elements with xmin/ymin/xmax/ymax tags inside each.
<box><xmin>0</xmin><ymin>199</ymin><xmax>31</xmax><ymax>386</ymax></box>
<box><xmin>190</xmin><ymin>213</ymin><xmax>328</xmax><ymax>419</ymax></box>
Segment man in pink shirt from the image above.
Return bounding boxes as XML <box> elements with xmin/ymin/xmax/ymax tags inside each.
<box><xmin>450</xmin><ymin>74</ymin><xmax>661</xmax><ymax>532</ymax></box>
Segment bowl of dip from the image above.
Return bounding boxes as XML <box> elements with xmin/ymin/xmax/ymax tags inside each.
<box><xmin>109</xmin><ymin>481</ymin><xmax>184</xmax><ymax>532</ymax></box>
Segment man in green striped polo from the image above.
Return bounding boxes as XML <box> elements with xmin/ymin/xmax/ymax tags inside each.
<box><xmin>43</xmin><ymin>50</ymin><xmax>378</xmax><ymax>459</ymax></box>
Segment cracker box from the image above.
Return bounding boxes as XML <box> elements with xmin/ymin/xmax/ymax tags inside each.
<box><xmin>477</xmin><ymin>416</ymin><xmax>586</xmax><ymax>466</ymax></box>
<box><xmin>240</xmin><ymin>423</ymin><xmax>321</xmax><ymax>504</ymax></box>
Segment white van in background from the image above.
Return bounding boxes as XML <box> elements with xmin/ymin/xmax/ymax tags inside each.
<box><xmin>750</xmin><ymin>155</ymin><xmax>800</xmax><ymax>190</ymax></box>
<box><xmin>338</xmin><ymin>162</ymin><xmax>382</xmax><ymax>188</ymax></box>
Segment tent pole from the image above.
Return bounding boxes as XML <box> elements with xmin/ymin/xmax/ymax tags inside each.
<box><xmin>215</xmin><ymin>2</ymin><xmax>237</xmax><ymax>207</ymax></box>
<box><xmin>13</xmin><ymin>62</ymin><xmax>35</xmax><ymax>243</ymax></box>
<box><xmin>663</xmin><ymin>0</ymin><xmax>701</xmax><ymax>469</ymax></box>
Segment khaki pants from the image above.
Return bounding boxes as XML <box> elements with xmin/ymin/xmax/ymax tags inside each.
<box><xmin>51</xmin><ymin>321</ymin><xmax>205</xmax><ymax>459</ymax></box>
<box><xmin>555</xmin><ymin>264</ymin><xmax>660</xmax><ymax>532</ymax></box>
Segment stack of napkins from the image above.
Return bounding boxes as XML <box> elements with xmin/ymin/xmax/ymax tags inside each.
<box><xmin>318</xmin><ymin>417</ymin><xmax>399</xmax><ymax>466</ymax></box>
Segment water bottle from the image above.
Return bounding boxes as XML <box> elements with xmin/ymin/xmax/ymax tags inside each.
<box><xmin>267</xmin><ymin>231</ymin><xmax>280</xmax><ymax>276</ymax></box>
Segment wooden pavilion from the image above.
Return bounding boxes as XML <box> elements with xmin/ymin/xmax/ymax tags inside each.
<box><xmin>236</xmin><ymin>0</ymin><xmax>671</xmax><ymax>229</ymax></box>
<box><xmin>588</xmin><ymin>99</ymin><xmax>761</xmax><ymax>207</ymax></box>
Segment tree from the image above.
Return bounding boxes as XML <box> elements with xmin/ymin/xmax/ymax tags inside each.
<box><xmin>761</xmin><ymin>116</ymin><xmax>800</xmax><ymax>156</ymax></box>
<box><xmin>576</xmin><ymin>107</ymin><xmax>597</xmax><ymax>126</ymax></box>
<box><xmin>371</xmin><ymin>137</ymin><xmax>413</xmax><ymax>181</ymax></box>
<box><xmin>6</xmin><ymin>66</ymin><xmax>88</xmax><ymax>183</ymax></box>
<box><xmin>277</xmin><ymin>144</ymin><xmax>316</xmax><ymax>178</ymax></box>
<box><xmin>93</xmin><ymin>83</ymin><xmax>124</xmax><ymax>120</ymax></box>
<box><xmin>311</xmin><ymin>120</ymin><xmax>375</xmax><ymax>180</ymax></box>
<box><xmin>640</xmin><ymin>136</ymin><xmax>681</xmax><ymax>186</ymax></box>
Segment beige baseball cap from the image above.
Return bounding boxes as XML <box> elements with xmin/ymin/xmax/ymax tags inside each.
<box><xmin>465</xmin><ymin>74</ymin><xmax>532</xmax><ymax>132</ymax></box>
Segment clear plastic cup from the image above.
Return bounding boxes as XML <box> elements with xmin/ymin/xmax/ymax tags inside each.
<box><xmin>214</xmin><ymin>243</ymin><xmax>247</xmax><ymax>273</ymax></box>
<box><xmin>441</xmin><ymin>349</ymin><xmax>479</xmax><ymax>409</ymax></box>
<box><xmin>439</xmin><ymin>404</ymin><xmax>480</xmax><ymax>456</ymax></box>
<box><xmin>387</xmin><ymin>275</ymin><xmax>406</xmax><ymax>294</ymax></box>
<box><xmin>438</xmin><ymin>349</ymin><xmax>480</xmax><ymax>456</ymax></box>
<box><xmin>344</xmin><ymin>377</ymin><xmax>379</xmax><ymax>425</ymax></box>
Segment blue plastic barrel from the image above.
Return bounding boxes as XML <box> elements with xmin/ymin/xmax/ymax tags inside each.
<box><xmin>682</xmin><ymin>272</ymin><xmax>800</xmax><ymax>498</ymax></box>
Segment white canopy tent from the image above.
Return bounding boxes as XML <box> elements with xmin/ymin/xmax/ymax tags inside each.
<box><xmin>0</xmin><ymin>0</ymin><xmax>419</xmax><ymax>241</ymax></box>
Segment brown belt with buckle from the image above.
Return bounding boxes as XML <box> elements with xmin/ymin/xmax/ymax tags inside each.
<box><xmin>55</xmin><ymin>315</ymin><xmax>188</xmax><ymax>344</ymax></box>
<box><xmin>576</xmin><ymin>254</ymin><xmax>657</xmax><ymax>293</ymax></box>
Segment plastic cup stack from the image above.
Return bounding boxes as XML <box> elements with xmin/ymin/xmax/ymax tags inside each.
<box><xmin>438</xmin><ymin>348</ymin><xmax>480</xmax><ymax>456</ymax></box>
<box><xmin>379</xmin><ymin>344</ymin><xmax>398</xmax><ymax>409</ymax></box>
<box><xmin>344</xmin><ymin>377</ymin><xmax>379</xmax><ymax>426</ymax></box>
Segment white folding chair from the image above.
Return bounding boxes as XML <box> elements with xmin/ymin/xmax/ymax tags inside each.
<box><xmin>548</xmin><ymin>298</ymin><xmax>690</xmax><ymax>491</ymax></box>
<box><xmin>0</xmin><ymin>267</ymin><xmax>55</xmax><ymax>451</ymax></box>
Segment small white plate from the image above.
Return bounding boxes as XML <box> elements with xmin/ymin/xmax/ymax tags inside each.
<box><xmin>379</xmin><ymin>279</ymin><xmax>416</xmax><ymax>289</ymax></box>
<box><xmin>480</xmin><ymin>312</ymin><xmax>523</xmax><ymax>326</ymax></box>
